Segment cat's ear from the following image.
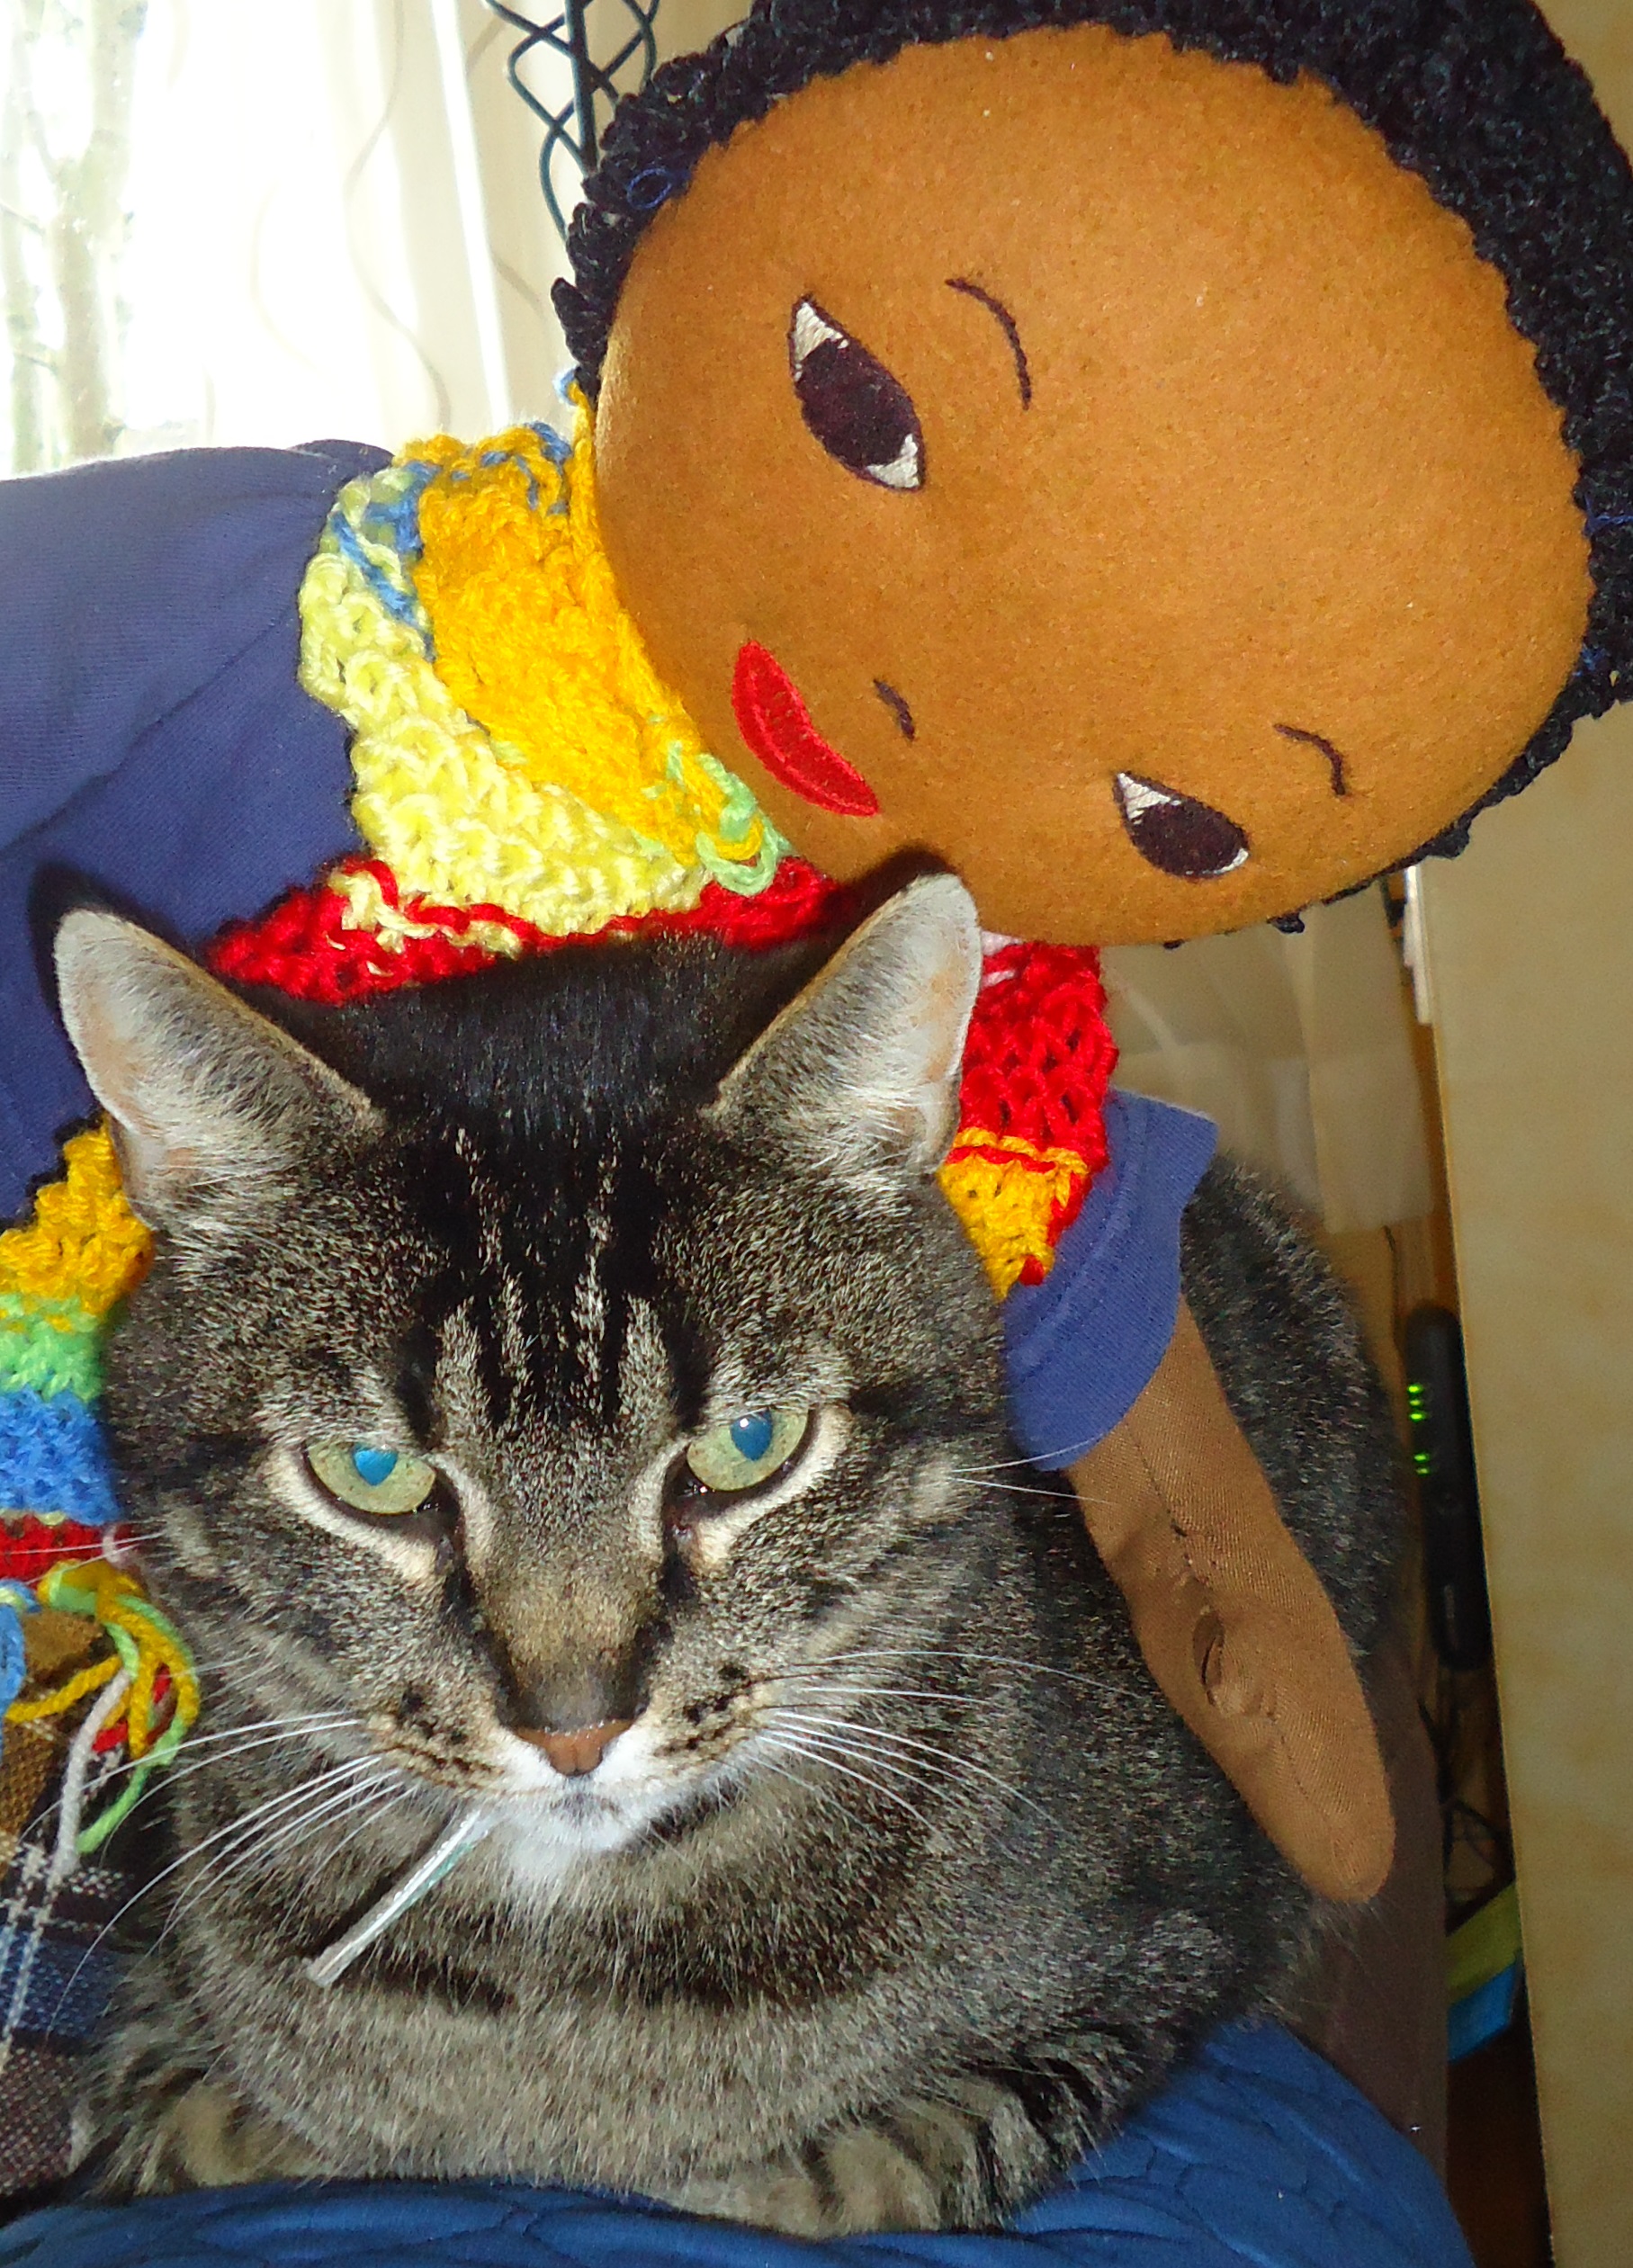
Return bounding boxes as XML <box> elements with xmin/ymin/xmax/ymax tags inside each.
<box><xmin>54</xmin><ymin>909</ymin><xmax>378</xmax><ymax>1231</ymax></box>
<box><xmin>710</xmin><ymin>873</ymin><xmax>982</xmax><ymax>1179</ymax></box>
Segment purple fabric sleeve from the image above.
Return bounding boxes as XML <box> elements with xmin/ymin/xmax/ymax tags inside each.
<box><xmin>0</xmin><ymin>440</ymin><xmax>387</xmax><ymax>1220</ymax></box>
<box><xmin>1002</xmin><ymin>1089</ymin><xmax>1218</xmax><ymax>1467</ymax></box>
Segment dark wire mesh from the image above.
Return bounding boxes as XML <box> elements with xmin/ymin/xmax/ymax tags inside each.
<box><xmin>484</xmin><ymin>0</ymin><xmax>664</xmax><ymax>244</ymax></box>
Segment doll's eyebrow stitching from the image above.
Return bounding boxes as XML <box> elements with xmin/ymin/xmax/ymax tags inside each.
<box><xmin>1274</xmin><ymin>723</ymin><xmax>1350</xmax><ymax>797</ymax></box>
<box><xmin>946</xmin><ymin>279</ymin><xmax>1031</xmax><ymax>408</ymax></box>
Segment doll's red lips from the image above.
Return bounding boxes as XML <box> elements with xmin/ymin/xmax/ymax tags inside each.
<box><xmin>1114</xmin><ymin>773</ymin><xmax>1250</xmax><ymax>880</ymax></box>
<box><xmin>731</xmin><ymin>642</ymin><xmax>881</xmax><ymax>818</ymax></box>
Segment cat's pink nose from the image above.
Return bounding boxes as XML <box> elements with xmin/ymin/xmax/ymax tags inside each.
<box><xmin>515</xmin><ymin>1719</ymin><xmax>633</xmax><ymax>1777</ymax></box>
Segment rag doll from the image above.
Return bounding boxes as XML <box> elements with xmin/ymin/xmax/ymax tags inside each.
<box><xmin>52</xmin><ymin>876</ymin><xmax>1398</xmax><ymax>2230</ymax></box>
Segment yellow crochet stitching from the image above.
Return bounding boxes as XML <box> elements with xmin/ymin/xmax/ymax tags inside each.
<box><xmin>0</xmin><ymin>1127</ymin><xmax>151</xmax><ymax>1315</ymax></box>
<box><xmin>938</xmin><ymin>1133</ymin><xmax>1090</xmax><ymax>1299</ymax></box>
<box><xmin>301</xmin><ymin>533</ymin><xmax>690</xmax><ymax>940</ymax></box>
<box><xmin>298</xmin><ymin>415</ymin><xmax>785</xmax><ymax>943</ymax></box>
<box><xmin>328</xmin><ymin>866</ymin><xmax>534</xmax><ymax>960</ymax></box>
<box><xmin>415</xmin><ymin>417</ymin><xmax>782</xmax><ymax>890</ymax></box>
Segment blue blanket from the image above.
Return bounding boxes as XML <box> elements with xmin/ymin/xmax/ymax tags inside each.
<box><xmin>0</xmin><ymin>2025</ymin><xmax>1471</xmax><ymax>2268</ymax></box>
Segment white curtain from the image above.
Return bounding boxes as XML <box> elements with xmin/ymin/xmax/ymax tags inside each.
<box><xmin>4</xmin><ymin>0</ymin><xmax>748</xmax><ymax>469</ymax></box>
<box><xmin>110</xmin><ymin>0</ymin><xmax>556</xmax><ymax>453</ymax></box>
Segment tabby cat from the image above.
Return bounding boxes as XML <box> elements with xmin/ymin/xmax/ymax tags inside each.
<box><xmin>51</xmin><ymin>874</ymin><xmax>1398</xmax><ymax>2231</ymax></box>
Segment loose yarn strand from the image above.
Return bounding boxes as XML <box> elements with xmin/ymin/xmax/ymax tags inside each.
<box><xmin>49</xmin><ymin>1667</ymin><xmax>133</xmax><ymax>1885</ymax></box>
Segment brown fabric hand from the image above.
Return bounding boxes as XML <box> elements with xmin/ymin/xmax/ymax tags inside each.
<box><xmin>1070</xmin><ymin>1296</ymin><xmax>1394</xmax><ymax>1901</ymax></box>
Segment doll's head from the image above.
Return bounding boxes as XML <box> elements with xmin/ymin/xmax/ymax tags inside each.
<box><xmin>556</xmin><ymin>0</ymin><xmax>1633</xmax><ymax>944</ymax></box>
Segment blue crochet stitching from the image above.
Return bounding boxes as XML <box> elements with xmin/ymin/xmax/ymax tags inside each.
<box><xmin>0</xmin><ymin>1599</ymin><xmax>26</xmax><ymax>1730</ymax></box>
<box><xmin>477</xmin><ymin>447</ymin><xmax>543</xmax><ymax>512</ymax></box>
<box><xmin>359</xmin><ymin>458</ymin><xmax>440</xmax><ymax>570</ymax></box>
<box><xmin>329</xmin><ymin>516</ymin><xmax>430</xmax><ymax>641</ymax></box>
<box><xmin>0</xmin><ymin>1387</ymin><xmax>121</xmax><ymax>1524</ymax></box>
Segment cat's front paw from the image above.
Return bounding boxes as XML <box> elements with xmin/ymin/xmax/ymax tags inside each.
<box><xmin>673</xmin><ymin>2094</ymin><xmax>1026</xmax><ymax>2237</ymax></box>
<box><xmin>674</xmin><ymin>2135</ymin><xmax>942</xmax><ymax>2237</ymax></box>
<box><xmin>85</xmin><ymin>2076</ymin><xmax>323</xmax><ymax>2198</ymax></box>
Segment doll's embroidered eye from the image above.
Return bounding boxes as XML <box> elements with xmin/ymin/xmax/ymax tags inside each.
<box><xmin>789</xmin><ymin>300</ymin><xmax>924</xmax><ymax>491</ymax></box>
<box><xmin>682</xmin><ymin>1407</ymin><xmax>811</xmax><ymax>1495</ymax></box>
<box><xmin>308</xmin><ymin>1442</ymin><xmax>438</xmax><ymax>1516</ymax></box>
<box><xmin>1113</xmin><ymin>773</ymin><xmax>1251</xmax><ymax>880</ymax></box>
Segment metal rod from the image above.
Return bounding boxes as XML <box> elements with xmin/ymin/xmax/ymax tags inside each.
<box><xmin>563</xmin><ymin>0</ymin><xmax>599</xmax><ymax>175</ymax></box>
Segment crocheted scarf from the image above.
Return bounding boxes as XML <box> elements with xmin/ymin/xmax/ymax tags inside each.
<box><xmin>0</xmin><ymin>410</ymin><xmax>1116</xmax><ymax>1842</ymax></box>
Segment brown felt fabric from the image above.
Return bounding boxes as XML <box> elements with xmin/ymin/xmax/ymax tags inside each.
<box><xmin>596</xmin><ymin>24</ymin><xmax>1591</xmax><ymax>943</ymax></box>
<box><xmin>1067</xmin><ymin>1296</ymin><xmax>1394</xmax><ymax>1900</ymax></box>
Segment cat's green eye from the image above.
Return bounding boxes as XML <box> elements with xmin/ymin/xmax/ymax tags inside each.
<box><xmin>308</xmin><ymin>1442</ymin><xmax>438</xmax><ymax>1517</ymax></box>
<box><xmin>684</xmin><ymin>1408</ymin><xmax>810</xmax><ymax>1494</ymax></box>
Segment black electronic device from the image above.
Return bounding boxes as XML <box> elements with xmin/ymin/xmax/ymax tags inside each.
<box><xmin>1404</xmin><ymin>1303</ymin><xmax>1493</xmax><ymax>1672</ymax></box>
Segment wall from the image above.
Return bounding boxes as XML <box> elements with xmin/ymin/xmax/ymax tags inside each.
<box><xmin>1419</xmin><ymin>695</ymin><xmax>1633</xmax><ymax>2255</ymax></box>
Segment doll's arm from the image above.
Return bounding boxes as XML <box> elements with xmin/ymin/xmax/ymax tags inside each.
<box><xmin>0</xmin><ymin>441</ymin><xmax>384</xmax><ymax>1216</ymax></box>
<box><xmin>1068</xmin><ymin>1295</ymin><xmax>1393</xmax><ymax>1902</ymax></box>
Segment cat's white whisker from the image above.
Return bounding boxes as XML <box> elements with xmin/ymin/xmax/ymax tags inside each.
<box><xmin>769</xmin><ymin>1706</ymin><xmax>1053</xmax><ymax>1822</ymax></box>
<box><xmin>44</xmin><ymin>1757</ymin><xmax>384</xmax><ymax>2032</ymax></box>
<box><xmin>189</xmin><ymin>1770</ymin><xmax>402</xmax><ymax>1902</ymax></box>
<box><xmin>255</xmin><ymin>1786</ymin><xmax>431</xmax><ymax>1971</ymax></box>
<box><xmin>303</xmin><ymin>1783</ymin><xmax>420</xmax><ymax>1886</ymax></box>
<box><xmin>757</xmin><ymin>1729</ymin><xmax>942</xmax><ymax>1836</ymax></box>
<box><xmin>757</xmin><ymin>1714</ymin><xmax>943</xmax><ymax>1805</ymax></box>
<box><xmin>139</xmin><ymin>1763</ymin><xmax>387</xmax><ymax>1946</ymax></box>
<box><xmin>768</xmin><ymin>1712</ymin><xmax>1000</xmax><ymax>1815</ymax></box>
<box><xmin>22</xmin><ymin>1712</ymin><xmax>360</xmax><ymax>1845</ymax></box>
<box><xmin>949</xmin><ymin>1475</ymin><xmax>1084</xmax><ymax>1502</ymax></box>
<box><xmin>160</xmin><ymin>1762</ymin><xmax>403</xmax><ymax>1942</ymax></box>
<box><xmin>949</xmin><ymin>1433</ymin><xmax>1110</xmax><ymax>1475</ymax></box>
<box><xmin>789</xmin><ymin>1645</ymin><xmax>1124</xmax><ymax>1696</ymax></box>
<box><xmin>767</xmin><ymin>1721</ymin><xmax>980</xmax><ymax>1819</ymax></box>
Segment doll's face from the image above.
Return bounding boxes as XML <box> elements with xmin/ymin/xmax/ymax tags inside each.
<box><xmin>594</xmin><ymin>26</ymin><xmax>1592</xmax><ymax>944</ymax></box>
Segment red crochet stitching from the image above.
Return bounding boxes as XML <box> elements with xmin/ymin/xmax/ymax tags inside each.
<box><xmin>206</xmin><ymin>860</ymin><xmax>851</xmax><ymax>1001</ymax></box>
<box><xmin>953</xmin><ymin>943</ymin><xmax>1117</xmax><ymax>1258</ymax></box>
<box><xmin>205</xmin><ymin>862</ymin><xmax>1116</xmax><ymax>1254</ymax></box>
<box><xmin>0</xmin><ymin>1516</ymin><xmax>119</xmax><ymax>1583</ymax></box>
<box><xmin>207</xmin><ymin>862</ymin><xmax>538</xmax><ymax>1002</ymax></box>
<box><xmin>959</xmin><ymin>943</ymin><xmax>1116</xmax><ymax>1160</ymax></box>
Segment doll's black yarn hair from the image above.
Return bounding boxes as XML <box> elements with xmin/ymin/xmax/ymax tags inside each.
<box><xmin>556</xmin><ymin>0</ymin><xmax>1633</xmax><ymax>864</ymax></box>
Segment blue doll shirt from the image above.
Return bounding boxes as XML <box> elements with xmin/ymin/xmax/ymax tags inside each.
<box><xmin>0</xmin><ymin>440</ymin><xmax>388</xmax><ymax>1223</ymax></box>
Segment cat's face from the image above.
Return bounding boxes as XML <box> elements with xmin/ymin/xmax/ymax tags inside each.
<box><xmin>58</xmin><ymin>880</ymin><xmax>1000</xmax><ymax>1881</ymax></box>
